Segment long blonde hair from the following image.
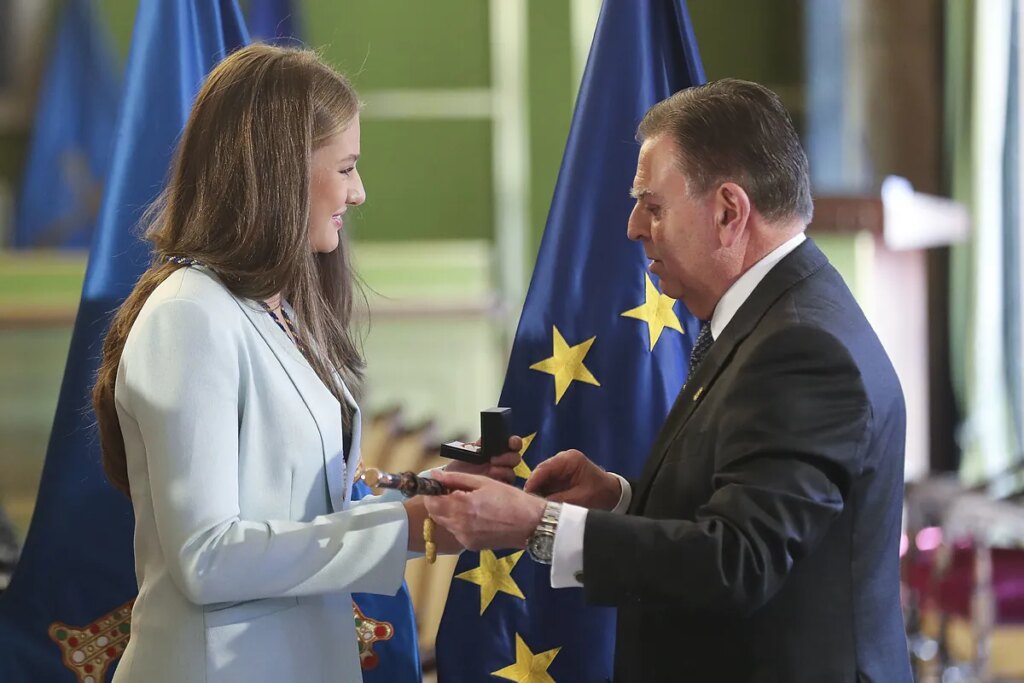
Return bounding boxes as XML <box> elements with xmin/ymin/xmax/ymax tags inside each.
<box><xmin>93</xmin><ymin>44</ymin><xmax>366</xmax><ymax>495</ymax></box>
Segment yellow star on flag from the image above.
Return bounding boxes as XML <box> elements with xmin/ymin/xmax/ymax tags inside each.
<box><xmin>492</xmin><ymin>633</ymin><xmax>561</xmax><ymax>683</ymax></box>
<box><xmin>529</xmin><ymin>326</ymin><xmax>600</xmax><ymax>404</ymax></box>
<box><xmin>514</xmin><ymin>432</ymin><xmax>537</xmax><ymax>479</ymax></box>
<box><xmin>621</xmin><ymin>273</ymin><xmax>684</xmax><ymax>351</ymax></box>
<box><xmin>455</xmin><ymin>550</ymin><xmax>526</xmax><ymax>614</ymax></box>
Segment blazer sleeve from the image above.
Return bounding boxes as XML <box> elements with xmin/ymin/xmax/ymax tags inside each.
<box><xmin>349</xmin><ymin>484</ymin><xmax>427</xmax><ymax>561</ymax></box>
<box><xmin>582</xmin><ymin>325</ymin><xmax>870</xmax><ymax>616</ymax></box>
<box><xmin>116</xmin><ymin>296</ymin><xmax>409</xmax><ymax>606</ymax></box>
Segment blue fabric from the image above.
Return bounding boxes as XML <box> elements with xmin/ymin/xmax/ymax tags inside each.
<box><xmin>12</xmin><ymin>0</ymin><xmax>120</xmax><ymax>249</ymax></box>
<box><xmin>435</xmin><ymin>1</ymin><xmax>704</xmax><ymax>680</ymax></box>
<box><xmin>0</xmin><ymin>2</ymin><xmax>248</xmax><ymax>681</ymax></box>
<box><xmin>350</xmin><ymin>481</ymin><xmax>422</xmax><ymax>682</ymax></box>
<box><xmin>247</xmin><ymin>0</ymin><xmax>305</xmax><ymax>47</ymax></box>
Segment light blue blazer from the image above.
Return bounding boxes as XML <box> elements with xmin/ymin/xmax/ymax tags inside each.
<box><xmin>111</xmin><ymin>266</ymin><xmax>410</xmax><ymax>682</ymax></box>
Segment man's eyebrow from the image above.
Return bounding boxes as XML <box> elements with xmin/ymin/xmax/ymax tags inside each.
<box><xmin>629</xmin><ymin>186</ymin><xmax>658</xmax><ymax>201</ymax></box>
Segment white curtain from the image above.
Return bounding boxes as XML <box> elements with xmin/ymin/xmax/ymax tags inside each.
<box><xmin>949</xmin><ymin>0</ymin><xmax>1023</xmax><ymax>485</ymax></box>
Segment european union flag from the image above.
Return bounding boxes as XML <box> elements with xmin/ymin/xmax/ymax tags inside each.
<box><xmin>435</xmin><ymin>1</ymin><xmax>704</xmax><ymax>680</ymax></box>
<box><xmin>0</xmin><ymin>2</ymin><xmax>248</xmax><ymax>680</ymax></box>
<box><xmin>12</xmin><ymin>0</ymin><xmax>120</xmax><ymax>249</ymax></box>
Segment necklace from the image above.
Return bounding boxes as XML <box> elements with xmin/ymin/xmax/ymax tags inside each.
<box><xmin>258</xmin><ymin>300</ymin><xmax>304</xmax><ymax>352</ymax></box>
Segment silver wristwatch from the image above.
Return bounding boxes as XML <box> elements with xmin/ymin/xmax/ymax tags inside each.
<box><xmin>527</xmin><ymin>501</ymin><xmax>562</xmax><ymax>564</ymax></box>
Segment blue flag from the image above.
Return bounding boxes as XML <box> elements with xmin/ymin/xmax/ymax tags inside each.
<box><xmin>435</xmin><ymin>1</ymin><xmax>704</xmax><ymax>680</ymax></box>
<box><xmin>247</xmin><ymin>0</ymin><xmax>304</xmax><ymax>47</ymax></box>
<box><xmin>12</xmin><ymin>0</ymin><xmax>120</xmax><ymax>249</ymax></box>
<box><xmin>0</xmin><ymin>2</ymin><xmax>248</xmax><ymax>681</ymax></box>
<box><xmin>350</xmin><ymin>481</ymin><xmax>422</xmax><ymax>681</ymax></box>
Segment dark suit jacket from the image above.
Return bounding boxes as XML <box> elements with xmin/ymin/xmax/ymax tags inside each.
<box><xmin>583</xmin><ymin>239</ymin><xmax>912</xmax><ymax>683</ymax></box>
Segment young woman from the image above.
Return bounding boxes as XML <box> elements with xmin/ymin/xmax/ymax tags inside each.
<box><xmin>92</xmin><ymin>44</ymin><xmax>518</xmax><ymax>682</ymax></box>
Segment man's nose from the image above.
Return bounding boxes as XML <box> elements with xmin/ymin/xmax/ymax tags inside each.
<box><xmin>626</xmin><ymin>204</ymin><xmax>646</xmax><ymax>241</ymax></box>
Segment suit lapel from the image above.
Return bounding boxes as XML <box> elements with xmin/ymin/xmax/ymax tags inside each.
<box><xmin>630</xmin><ymin>239</ymin><xmax>830</xmax><ymax>513</ymax></box>
<box><xmin>233</xmin><ymin>296</ymin><xmax>348</xmax><ymax>513</ymax></box>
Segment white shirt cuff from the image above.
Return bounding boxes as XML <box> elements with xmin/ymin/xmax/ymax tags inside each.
<box><xmin>550</xmin><ymin>502</ymin><xmax>587</xmax><ymax>588</ymax></box>
<box><xmin>609</xmin><ymin>473</ymin><xmax>632</xmax><ymax>513</ymax></box>
<box><xmin>550</xmin><ymin>473</ymin><xmax>631</xmax><ymax>588</ymax></box>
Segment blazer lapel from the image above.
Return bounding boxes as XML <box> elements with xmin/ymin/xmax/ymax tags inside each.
<box><xmin>233</xmin><ymin>296</ymin><xmax>347</xmax><ymax>513</ymax></box>
<box><xmin>630</xmin><ymin>239</ymin><xmax>830</xmax><ymax>513</ymax></box>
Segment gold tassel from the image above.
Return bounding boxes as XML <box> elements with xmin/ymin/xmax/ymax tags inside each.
<box><xmin>424</xmin><ymin>517</ymin><xmax>436</xmax><ymax>564</ymax></box>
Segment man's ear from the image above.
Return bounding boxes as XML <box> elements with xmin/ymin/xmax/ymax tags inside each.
<box><xmin>715</xmin><ymin>182</ymin><xmax>751</xmax><ymax>248</ymax></box>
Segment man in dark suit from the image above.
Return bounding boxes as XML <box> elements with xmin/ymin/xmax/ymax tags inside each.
<box><xmin>426</xmin><ymin>79</ymin><xmax>912</xmax><ymax>682</ymax></box>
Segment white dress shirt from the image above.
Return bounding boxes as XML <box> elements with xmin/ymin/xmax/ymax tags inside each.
<box><xmin>550</xmin><ymin>232</ymin><xmax>807</xmax><ymax>588</ymax></box>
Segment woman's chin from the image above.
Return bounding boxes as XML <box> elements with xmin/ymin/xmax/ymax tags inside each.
<box><xmin>312</xmin><ymin>234</ymin><xmax>341</xmax><ymax>254</ymax></box>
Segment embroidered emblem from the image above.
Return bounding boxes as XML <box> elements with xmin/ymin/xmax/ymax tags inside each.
<box><xmin>353</xmin><ymin>601</ymin><xmax>394</xmax><ymax>670</ymax></box>
<box><xmin>48</xmin><ymin>600</ymin><xmax>134</xmax><ymax>683</ymax></box>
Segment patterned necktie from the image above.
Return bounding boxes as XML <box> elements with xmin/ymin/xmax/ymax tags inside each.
<box><xmin>687</xmin><ymin>320</ymin><xmax>713</xmax><ymax>383</ymax></box>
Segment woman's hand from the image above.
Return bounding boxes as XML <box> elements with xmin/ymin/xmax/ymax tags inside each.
<box><xmin>443</xmin><ymin>435</ymin><xmax>523</xmax><ymax>485</ymax></box>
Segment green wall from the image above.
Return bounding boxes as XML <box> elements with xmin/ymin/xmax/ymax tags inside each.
<box><xmin>85</xmin><ymin>0</ymin><xmax>572</xmax><ymax>252</ymax></box>
<box><xmin>307</xmin><ymin>1</ymin><xmax>491</xmax><ymax>89</ymax></box>
<box><xmin>303</xmin><ymin>1</ymin><xmax>498</xmax><ymax>243</ymax></box>
<box><xmin>526</xmin><ymin>0</ymin><xmax>574</xmax><ymax>259</ymax></box>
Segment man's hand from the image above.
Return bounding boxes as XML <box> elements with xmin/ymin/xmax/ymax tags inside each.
<box><xmin>523</xmin><ymin>449</ymin><xmax>622</xmax><ymax>510</ymax></box>
<box><xmin>423</xmin><ymin>470</ymin><xmax>545</xmax><ymax>551</ymax></box>
<box><xmin>403</xmin><ymin>497</ymin><xmax>463</xmax><ymax>554</ymax></box>
<box><xmin>443</xmin><ymin>435</ymin><xmax>523</xmax><ymax>485</ymax></box>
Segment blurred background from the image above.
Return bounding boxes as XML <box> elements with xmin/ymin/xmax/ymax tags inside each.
<box><xmin>1</xmin><ymin>0</ymin><xmax>1022</xmax><ymax>681</ymax></box>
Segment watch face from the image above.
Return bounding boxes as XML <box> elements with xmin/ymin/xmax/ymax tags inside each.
<box><xmin>530</xmin><ymin>534</ymin><xmax>554</xmax><ymax>561</ymax></box>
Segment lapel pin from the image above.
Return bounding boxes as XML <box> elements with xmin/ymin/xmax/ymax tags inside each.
<box><xmin>693</xmin><ymin>386</ymin><xmax>704</xmax><ymax>401</ymax></box>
